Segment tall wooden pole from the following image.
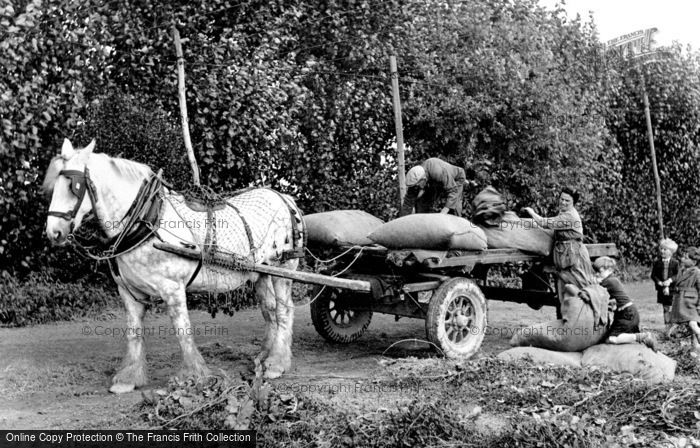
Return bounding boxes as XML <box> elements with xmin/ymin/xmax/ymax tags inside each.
<box><xmin>390</xmin><ymin>55</ymin><xmax>406</xmax><ymax>205</ymax></box>
<box><xmin>173</xmin><ymin>26</ymin><xmax>201</xmax><ymax>186</ymax></box>
<box><xmin>640</xmin><ymin>73</ymin><xmax>664</xmax><ymax>239</ymax></box>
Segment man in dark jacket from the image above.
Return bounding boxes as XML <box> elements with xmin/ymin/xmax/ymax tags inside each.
<box><xmin>400</xmin><ymin>158</ymin><xmax>466</xmax><ymax>217</ymax></box>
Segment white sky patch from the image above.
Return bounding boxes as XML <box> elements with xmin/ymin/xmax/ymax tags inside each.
<box><xmin>538</xmin><ymin>0</ymin><xmax>700</xmax><ymax>50</ymax></box>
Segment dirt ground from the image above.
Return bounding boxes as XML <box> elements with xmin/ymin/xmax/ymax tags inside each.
<box><xmin>0</xmin><ymin>280</ymin><xmax>668</xmax><ymax>429</ymax></box>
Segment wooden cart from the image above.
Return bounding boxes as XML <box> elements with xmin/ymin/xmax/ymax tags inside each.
<box><xmin>155</xmin><ymin>242</ymin><xmax>618</xmax><ymax>359</ymax></box>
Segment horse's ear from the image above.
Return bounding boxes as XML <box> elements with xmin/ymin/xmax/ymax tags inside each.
<box><xmin>84</xmin><ymin>139</ymin><xmax>96</xmax><ymax>154</ymax></box>
<box><xmin>61</xmin><ymin>138</ymin><xmax>76</xmax><ymax>159</ymax></box>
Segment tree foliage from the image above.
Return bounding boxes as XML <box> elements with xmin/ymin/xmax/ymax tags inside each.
<box><xmin>605</xmin><ymin>47</ymin><xmax>700</xmax><ymax>258</ymax></box>
<box><xmin>2</xmin><ymin>0</ymin><xmax>700</xmax><ymax>276</ymax></box>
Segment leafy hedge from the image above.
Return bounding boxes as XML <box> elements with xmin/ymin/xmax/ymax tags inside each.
<box><xmin>0</xmin><ymin>271</ymin><xmax>120</xmax><ymax>327</ymax></box>
<box><xmin>2</xmin><ymin>0</ymin><xmax>700</xmax><ymax>284</ymax></box>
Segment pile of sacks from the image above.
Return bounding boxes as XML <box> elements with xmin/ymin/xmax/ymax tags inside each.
<box><xmin>503</xmin><ymin>283</ymin><xmax>677</xmax><ymax>383</ymax></box>
<box><xmin>304</xmin><ymin>186</ymin><xmax>560</xmax><ymax>254</ymax></box>
<box><xmin>304</xmin><ymin>209</ymin><xmax>488</xmax><ymax>250</ymax></box>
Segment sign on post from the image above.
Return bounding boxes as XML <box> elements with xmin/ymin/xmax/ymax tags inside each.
<box><xmin>604</xmin><ymin>28</ymin><xmax>658</xmax><ymax>60</ymax></box>
<box><xmin>605</xmin><ymin>28</ymin><xmax>665</xmax><ymax>239</ymax></box>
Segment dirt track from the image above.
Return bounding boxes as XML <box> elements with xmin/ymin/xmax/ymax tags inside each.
<box><xmin>0</xmin><ymin>281</ymin><xmax>662</xmax><ymax>429</ymax></box>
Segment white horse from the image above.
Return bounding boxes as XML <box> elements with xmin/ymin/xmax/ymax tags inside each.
<box><xmin>43</xmin><ymin>139</ymin><xmax>304</xmax><ymax>393</ymax></box>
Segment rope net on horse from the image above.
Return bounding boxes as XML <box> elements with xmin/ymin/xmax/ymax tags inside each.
<box><xmin>163</xmin><ymin>184</ymin><xmax>303</xmax><ymax>316</ymax></box>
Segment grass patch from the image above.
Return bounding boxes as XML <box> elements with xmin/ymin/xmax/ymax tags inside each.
<box><xmin>0</xmin><ymin>360</ymin><xmax>105</xmax><ymax>400</ymax></box>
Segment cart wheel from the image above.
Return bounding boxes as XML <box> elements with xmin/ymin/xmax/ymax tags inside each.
<box><xmin>425</xmin><ymin>278</ymin><xmax>487</xmax><ymax>359</ymax></box>
<box><xmin>310</xmin><ymin>285</ymin><xmax>372</xmax><ymax>343</ymax></box>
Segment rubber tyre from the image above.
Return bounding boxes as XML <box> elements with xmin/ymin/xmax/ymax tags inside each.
<box><xmin>310</xmin><ymin>285</ymin><xmax>372</xmax><ymax>343</ymax></box>
<box><xmin>425</xmin><ymin>278</ymin><xmax>487</xmax><ymax>359</ymax></box>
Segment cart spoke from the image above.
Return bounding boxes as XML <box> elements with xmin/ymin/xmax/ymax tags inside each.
<box><xmin>464</xmin><ymin>303</ymin><xmax>473</xmax><ymax>316</ymax></box>
<box><xmin>447</xmin><ymin>301</ymin><xmax>457</xmax><ymax>313</ymax></box>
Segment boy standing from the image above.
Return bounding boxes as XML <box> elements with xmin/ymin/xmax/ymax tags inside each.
<box><xmin>651</xmin><ymin>238</ymin><xmax>679</xmax><ymax>336</ymax></box>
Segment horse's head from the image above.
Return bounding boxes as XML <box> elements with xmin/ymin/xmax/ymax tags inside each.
<box><xmin>44</xmin><ymin>138</ymin><xmax>97</xmax><ymax>245</ymax></box>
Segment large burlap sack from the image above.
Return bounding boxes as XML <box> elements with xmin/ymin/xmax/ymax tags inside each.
<box><xmin>367</xmin><ymin>214</ymin><xmax>487</xmax><ymax>250</ymax></box>
<box><xmin>581</xmin><ymin>344</ymin><xmax>676</xmax><ymax>384</ymax></box>
<box><xmin>510</xmin><ymin>284</ymin><xmax>612</xmax><ymax>352</ymax></box>
<box><xmin>497</xmin><ymin>347</ymin><xmax>582</xmax><ymax>367</ymax></box>
<box><xmin>304</xmin><ymin>210</ymin><xmax>384</xmax><ymax>246</ymax></box>
<box><xmin>480</xmin><ymin>211</ymin><xmax>554</xmax><ymax>256</ymax></box>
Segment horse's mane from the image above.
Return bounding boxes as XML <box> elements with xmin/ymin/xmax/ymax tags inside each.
<box><xmin>41</xmin><ymin>152</ymin><xmax>154</xmax><ymax>196</ymax></box>
<box><xmin>41</xmin><ymin>155</ymin><xmax>64</xmax><ymax>196</ymax></box>
<box><xmin>102</xmin><ymin>154</ymin><xmax>154</xmax><ymax>183</ymax></box>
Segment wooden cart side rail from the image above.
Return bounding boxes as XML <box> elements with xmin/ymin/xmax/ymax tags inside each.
<box><xmin>480</xmin><ymin>286</ymin><xmax>559</xmax><ymax>307</ymax></box>
<box><xmin>423</xmin><ymin>243</ymin><xmax>618</xmax><ymax>269</ymax></box>
<box><xmin>153</xmin><ymin>242</ymin><xmax>373</xmax><ymax>292</ymax></box>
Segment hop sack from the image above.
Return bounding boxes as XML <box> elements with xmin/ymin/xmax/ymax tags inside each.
<box><xmin>582</xmin><ymin>344</ymin><xmax>676</xmax><ymax>384</ymax></box>
<box><xmin>497</xmin><ymin>347</ymin><xmax>583</xmax><ymax>368</ymax></box>
<box><xmin>368</xmin><ymin>214</ymin><xmax>487</xmax><ymax>250</ymax></box>
<box><xmin>510</xmin><ymin>284</ymin><xmax>612</xmax><ymax>352</ymax></box>
<box><xmin>304</xmin><ymin>210</ymin><xmax>384</xmax><ymax>246</ymax></box>
<box><xmin>480</xmin><ymin>211</ymin><xmax>554</xmax><ymax>256</ymax></box>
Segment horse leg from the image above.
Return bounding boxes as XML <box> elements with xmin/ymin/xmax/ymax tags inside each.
<box><xmin>110</xmin><ymin>283</ymin><xmax>148</xmax><ymax>394</ymax></box>
<box><xmin>262</xmin><ymin>275</ymin><xmax>294</xmax><ymax>379</ymax></box>
<box><xmin>257</xmin><ymin>275</ymin><xmax>277</xmax><ymax>359</ymax></box>
<box><xmin>162</xmin><ymin>282</ymin><xmax>210</xmax><ymax>380</ymax></box>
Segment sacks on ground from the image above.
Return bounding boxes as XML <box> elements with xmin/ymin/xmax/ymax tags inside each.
<box><xmin>479</xmin><ymin>211</ymin><xmax>554</xmax><ymax>256</ymax></box>
<box><xmin>497</xmin><ymin>347</ymin><xmax>582</xmax><ymax>368</ymax></box>
<box><xmin>304</xmin><ymin>210</ymin><xmax>384</xmax><ymax>246</ymax></box>
<box><xmin>509</xmin><ymin>284</ymin><xmax>613</xmax><ymax>352</ymax></box>
<box><xmin>472</xmin><ymin>186</ymin><xmax>507</xmax><ymax>226</ymax></box>
<box><xmin>367</xmin><ymin>214</ymin><xmax>488</xmax><ymax>250</ymax></box>
<box><xmin>581</xmin><ymin>344</ymin><xmax>676</xmax><ymax>384</ymax></box>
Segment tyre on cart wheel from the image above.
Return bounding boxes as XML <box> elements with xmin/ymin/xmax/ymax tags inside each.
<box><xmin>425</xmin><ymin>278</ymin><xmax>488</xmax><ymax>359</ymax></box>
<box><xmin>310</xmin><ymin>285</ymin><xmax>373</xmax><ymax>343</ymax></box>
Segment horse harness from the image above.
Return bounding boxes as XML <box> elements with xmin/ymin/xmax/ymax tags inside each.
<box><xmin>47</xmin><ymin>168</ymin><xmax>99</xmax><ymax>229</ymax></box>
<box><xmin>48</xmin><ymin>166</ymin><xmax>165</xmax><ymax>268</ymax></box>
<box><xmin>180</xmin><ymin>187</ymin><xmax>305</xmax><ymax>287</ymax></box>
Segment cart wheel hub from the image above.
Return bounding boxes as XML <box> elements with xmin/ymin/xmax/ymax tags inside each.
<box><xmin>454</xmin><ymin>314</ymin><xmax>470</xmax><ymax>328</ymax></box>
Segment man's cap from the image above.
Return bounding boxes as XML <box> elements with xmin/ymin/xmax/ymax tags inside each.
<box><xmin>405</xmin><ymin>165</ymin><xmax>426</xmax><ymax>187</ymax></box>
<box><xmin>593</xmin><ymin>256</ymin><xmax>616</xmax><ymax>271</ymax></box>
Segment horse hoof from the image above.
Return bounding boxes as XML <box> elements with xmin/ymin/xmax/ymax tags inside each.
<box><xmin>109</xmin><ymin>383</ymin><xmax>136</xmax><ymax>394</ymax></box>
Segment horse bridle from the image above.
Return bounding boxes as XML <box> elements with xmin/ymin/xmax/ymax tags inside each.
<box><xmin>47</xmin><ymin>167</ymin><xmax>98</xmax><ymax>228</ymax></box>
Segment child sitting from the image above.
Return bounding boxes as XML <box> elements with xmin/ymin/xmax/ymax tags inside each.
<box><xmin>670</xmin><ymin>246</ymin><xmax>700</xmax><ymax>352</ymax></box>
<box><xmin>593</xmin><ymin>256</ymin><xmax>656</xmax><ymax>350</ymax></box>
